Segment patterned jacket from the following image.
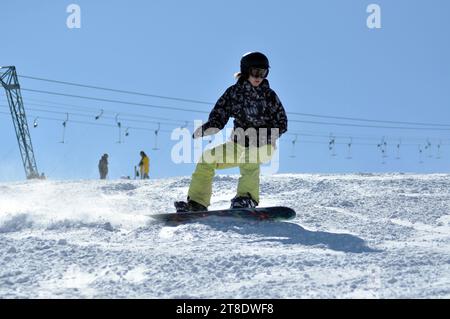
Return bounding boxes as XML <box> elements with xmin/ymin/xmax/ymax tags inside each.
<box><xmin>200</xmin><ymin>79</ymin><xmax>288</xmax><ymax>147</ymax></box>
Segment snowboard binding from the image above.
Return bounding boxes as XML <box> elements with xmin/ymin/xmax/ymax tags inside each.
<box><xmin>230</xmin><ymin>193</ymin><xmax>258</xmax><ymax>209</ymax></box>
<box><xmin>174</xmin><ymin>199</ymin><xmax>207</xmax><ymax>213</ymax></box>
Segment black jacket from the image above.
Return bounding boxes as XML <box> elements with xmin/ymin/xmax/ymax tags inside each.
<box><xmin>200</xmin><ymin>79</ymin><xmax>288</xmax><ymax>147</ymax></box>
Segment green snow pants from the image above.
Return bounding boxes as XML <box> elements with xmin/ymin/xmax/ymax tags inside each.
<box><xmin>187</xmin><ymin>142</ymin><xmax>275</xmax><ymax>208</ymax></box>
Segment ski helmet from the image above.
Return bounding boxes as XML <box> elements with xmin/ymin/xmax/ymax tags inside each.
<box><xmin>240</xmin><ymin>52</ymin><xmax>270</xmax><ymax>75</ymax></box>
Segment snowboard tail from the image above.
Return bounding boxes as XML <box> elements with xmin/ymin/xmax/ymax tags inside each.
<box><xmin>151</xmin><ymin>206</ymin><xmax>296</xmax><ymax>223</ymax></box>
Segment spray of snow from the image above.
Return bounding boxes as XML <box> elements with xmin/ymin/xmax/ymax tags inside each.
<box><xmin>1</xmin><ymin>174</ymin><xmax>450</xmax><ymax>298</ymax></box>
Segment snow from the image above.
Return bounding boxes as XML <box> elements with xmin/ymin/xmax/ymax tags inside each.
<box><xmin>1</xmin><ymin>173</ymin><xmax>450</xmax><ymax>298</ymax></box>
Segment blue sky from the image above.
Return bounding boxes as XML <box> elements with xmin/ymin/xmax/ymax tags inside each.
<box><xmin>1</xmin><ymin>0</ymin><xmax>450</xmax><ymax>181</ymax></box>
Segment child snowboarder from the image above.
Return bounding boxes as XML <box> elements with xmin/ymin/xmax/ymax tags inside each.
<box><xmin>175</xmin><ymin>52</ymin><xmax>288</xmax><ymax>212</ymax></box>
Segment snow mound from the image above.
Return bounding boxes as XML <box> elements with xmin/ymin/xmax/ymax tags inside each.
<box><xmin>1</xmin><ymin>173</ymin><xmax>450</xmax><ymax>298</ymax></box>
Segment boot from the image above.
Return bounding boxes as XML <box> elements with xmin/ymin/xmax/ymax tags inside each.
<box><xmin>230</xmin><ymin>193</ymin><xmax>258</xmax><ymax>209</ymax></box>
<box><xmin>174</xmin><ymin>198</ymin><xmax>207</xmax><ymax>213</ymax></box>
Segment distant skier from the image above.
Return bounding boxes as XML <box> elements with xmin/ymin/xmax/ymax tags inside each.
<box><xmin>98</xmin><ymin>153</ymin><xmax>108</xmax><ymax>179</ymax></box>
<box><xmin>138</xmin><ymin>151</ymin><xmax>150</xmax><ymax>179</ymax></box>
<box><xmin>175</xmin><ymin>52</ymin><xmax>288</xmax><ymax>212</ymax></box>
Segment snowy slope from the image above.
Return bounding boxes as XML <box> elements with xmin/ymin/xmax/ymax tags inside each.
<box><xmin>1</xmin><ymin>174</ymin><xmax>450</xmax><ymax>298</ymax></box>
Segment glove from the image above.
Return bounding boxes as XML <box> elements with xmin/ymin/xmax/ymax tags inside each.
<box><xmin>192</xmin><ymin>126</ymin><xmax>203</xmax><ymax>139</ymax></box>
<box><xmin>193</xmin><ymin>126</ymin><xmax>220</xmax><ymax>139</ymax></box>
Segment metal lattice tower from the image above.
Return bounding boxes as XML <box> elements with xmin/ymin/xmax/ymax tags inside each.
<box><xmin>0</xmin><ymin>66</ymin><xmax>40</xmax><ymax>179</ymax></box>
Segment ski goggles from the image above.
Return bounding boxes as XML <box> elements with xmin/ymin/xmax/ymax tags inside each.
<box><xmin>249</xmin><ymin>67</ymin><xmax>268</xmax><ymax>79</ymax></box>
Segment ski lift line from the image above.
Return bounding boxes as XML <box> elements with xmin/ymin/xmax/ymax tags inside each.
<box><xmin>21</xmin><ymin>89</ymin><xmax>450</xmax><ymax>131</ymax></box>
<box><xmin>278</xmin><ymin>138</ymin><xmax>450</xmax><ymax>148</ymax></box>
<box><xmin>279</xmin><ymin>139</ymin><xmax>372</xmax><ymax>146</ymax></box>
<box><xmin>18</xmin><ymin>75</ymin><xmax>213</xmax><ymax>106</ymax></box>
<box><xmin>0</xmin><ymin>111</ymin><xmax>449</xmax><ymax>149</ymax></box>
<box><xmin>24</xmin><ymin>102</ymin><xmax>450</xmax><ymax>142</ymax></box>
<box><xmin>25</xmin><ymin>99</ymin><xmax>450</xmax><ymax>139</ymax></box>
<box><xmin>289</xmin><ymin>111</ymin><xmax>450</xmax><ymax>128</ymax></box>
<box><xmin>289</xmin><ymin>119</ymin><xmax>450</xmax><ymax>131</ymax></box>
<box><xmin>281</xmin><ymin>133</ymin><xmax>449</xmax><ymax>147</ymax></box>
<box><xmin>20</xmin><ymin>101</ymin><xmax>190</xmax><ymax>126</ymax></box>
<box><xmin>9</xmin><ymin>99</ymin><xmax>450</xmax><ymax>142</ymax></box>
<box><xmin>0</xmin><ymin>105</ymin><xmax>188</xmax><ymax>128</ymax></box>
<box><xmin>285</xmin><ymin>127</ymin><xmax>450</xmax><ymax>142</ymax></box>
<box><xmin>1</xmin><ymin>104</ymin><xmax>449</xmax><ymax>146</ymax></box>
<box><xmin>284</xmin><ymin>130</ymin><xmax>450</xmax><ymax>143</ymax></box>
<box><xmin>16</xmin><ymin>93</ymin><xmax>450</xmax><ymax>133</ymax></box>
<box><xmin>0</xmin><ymin>111</ymin><xmax>172</xmax><ymax>133</ymax></box>
<box><xmin>1</xmin><ymin>104</ymin><xmax>448</xmax><ymax>146</ymax></box>
<box><xmin>24</xmin><ymin>114</ymin><xmax>174</xmax><ymax>134</ymax></box>
<box><xmin>22</xmin><ymin>96</ymin><xmax>202</xmax><ymax>124</ymax></box>
<box><xmin>18</xmin><ymin>75</ymin><xmax>450</xmax><ymax>129</ymax></box>
<box><xmin>21</xmin><ymin>88</ymin><xmax>209</xmax><ymax>114</ymax></box>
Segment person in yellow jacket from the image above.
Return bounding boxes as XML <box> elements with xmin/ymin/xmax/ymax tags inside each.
<box><xmin>138</xmin><ymin>151</ymin><xmax>150</xmax><ymax>179</ymax></box>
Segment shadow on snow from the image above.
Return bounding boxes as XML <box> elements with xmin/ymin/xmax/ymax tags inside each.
<box><xmin>196</xmin><ymin>218</ymin><xmax>379</xmax><ymax>254</ymax></box>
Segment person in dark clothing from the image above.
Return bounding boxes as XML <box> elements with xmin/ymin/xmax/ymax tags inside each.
<box><xmin>98</xmin><ymin>154</ymin><xmax>108</xmax><ymax>179</ymax></box>
<box><xmin>175</xmin><ymin>52</ymin><xmax>288</xmax><ymax>212</ymax></box>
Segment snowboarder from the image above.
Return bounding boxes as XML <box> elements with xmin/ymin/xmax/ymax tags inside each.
<box><xmin>98</xmin><ymin>153</ymin><xmax>108</xmax><ymax>179</ymax></box>
<box><xmin>138</xmin><ymin>151</ymin><xmax>150</xmax><ymax>179</ymax></box>
<box><xmin>175</xmin><ymin>52</ymin><xmax>288</xmax><ymax>212</ymax></box>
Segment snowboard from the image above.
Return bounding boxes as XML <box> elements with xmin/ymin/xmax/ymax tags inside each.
<box><xmin>151</xmin><ymin>206</ymin><xmax>296</xmax><ymax>224</ymax></box>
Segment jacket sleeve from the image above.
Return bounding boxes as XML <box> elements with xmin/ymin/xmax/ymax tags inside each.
<box><xmin>270</xmin><ymin>91</ymin><xmax>288</xmax><ymax>137</ymax></box>
<box><xmin>200</xmin><ymin>87</ymin><xmax>232</xmax><ymax>134</ymax></box>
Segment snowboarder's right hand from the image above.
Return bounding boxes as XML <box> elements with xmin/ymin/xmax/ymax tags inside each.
<box><xmin>192</xmin><ymin>126</ymin><xmax>203</xmax><ymax>139</ymax></box>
